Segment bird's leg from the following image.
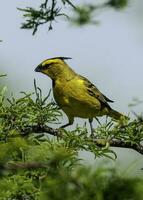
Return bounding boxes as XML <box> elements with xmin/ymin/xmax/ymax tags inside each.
<box><xmin>89</xmin><ymin>118</ymin><xmax>94</xmax><ymax>137</ymax></box>
<box><xmin>60</xmin><ymin>117</ymin><xmax>74</xmax><ymax>129</ymax></box>
<box><xmin>95</xmin><ymin>117</ymin><xmax>101</xmax><ymax>126</ymax></box>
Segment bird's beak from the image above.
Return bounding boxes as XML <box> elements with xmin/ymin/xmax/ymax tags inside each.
<box><xmin>35</xmin><ymin>65</ymin><xmax>41</xmax><ymax>72</ymax></box>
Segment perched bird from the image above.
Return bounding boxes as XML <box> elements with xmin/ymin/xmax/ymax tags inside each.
<box><xmin>35</xmin><ymin>57</ymin><xmax>127</xmax><ymax>135</ymax></box>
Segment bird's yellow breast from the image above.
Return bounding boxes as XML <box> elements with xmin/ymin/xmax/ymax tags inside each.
<box><xmin>53</xmin><ymin>77</ymin><xmax>101</xmax><ymax>118</ymax></box>
<box><xmin>53</xmin><ymin>79</ymin><xmax>69</xmax><ymax>106</ymax></box>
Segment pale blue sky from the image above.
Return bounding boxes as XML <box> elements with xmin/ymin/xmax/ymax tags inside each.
<box><xmin>1</xmin><ymin>0</ymin><xmax>143</xmax><ymax>115</ymax></box>
<box><xmin>1</xmin><ymin>0</ymin><xmax>143</xmax><ymax>174</ymax></box>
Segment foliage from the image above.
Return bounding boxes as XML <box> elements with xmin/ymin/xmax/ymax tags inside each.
<box><xmin>1</xmin><ymin>75</ymin><xmax>143</xmax><ymax>199</ymax></box>
<box><xmin>2</xmin><ymin>78</ymin><xmax>142</xmax><ymax>159</ymax></box>
<box><xmin>18</xmin><ymin>0</ymin><xmax>130</xmax><ymax>34</ymax></box>
<box><xmin>0</xmin><ymin>137</ymin><xmax>143</xmax><ymax>200</ymax></box>
<box><xmin>0</xmin><ymin>79</ymin><xmax>61</xmax><ymax>140</ymax></box>
<box><xmin>1</xmin><ymin>71</ymin><xmax>142</xmax><ymax>196</ymax></box>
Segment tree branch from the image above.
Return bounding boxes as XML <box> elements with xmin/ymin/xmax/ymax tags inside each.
<box><xmin>22</xmin><ymin>125</ymin><xmax>60</xmax><ymax>137</ymax></box>
<box><xmin>1</xmin><ymin>162</ymin><xmax>47</xmax><ymax>171</ymax></box>
<box><xmin>109</xmin><ymin>139</ymin><xmax>143</xmax><ymax>154</ymax></box>
<box><xmin>21</xmin><ymin>125</ymin><xmax>143</xmax><ymax>155</ymax></box>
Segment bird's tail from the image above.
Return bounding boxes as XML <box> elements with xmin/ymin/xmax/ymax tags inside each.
<box><xmin>108</xmin><ymin>108</ymin><xmax>129</xmax><ymax>121</ymax></box>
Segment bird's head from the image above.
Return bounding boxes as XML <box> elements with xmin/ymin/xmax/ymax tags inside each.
<box><xmin>35</xmin><ymin>57</ymin><xmax>72</xmax><ymax>80</ymax></box>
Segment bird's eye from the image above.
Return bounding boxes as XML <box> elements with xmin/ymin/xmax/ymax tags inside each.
<box><xmin>42</xmin><ymin>63</ymin><xmax>51</xmax><ymax>70</ymax></box>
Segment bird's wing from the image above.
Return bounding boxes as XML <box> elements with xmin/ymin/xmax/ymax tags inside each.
<box><xmin>80</xmin><ymin>75</ymin><xmax>114</xmax><ymax>109</ymax></box>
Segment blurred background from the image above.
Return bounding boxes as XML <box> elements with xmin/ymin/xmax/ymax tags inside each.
<box><xmin>0</xmin><ymin>0</ymin><xmax>143</xmax><ymax>175</ymax></box>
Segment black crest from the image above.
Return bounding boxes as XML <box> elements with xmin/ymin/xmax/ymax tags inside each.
<box><xmin>50</xmin><ymin>57</ymin><xmax>72</xmax><ymax>60</ymax></box>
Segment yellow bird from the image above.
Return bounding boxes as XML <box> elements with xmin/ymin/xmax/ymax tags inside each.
<box><xmin>35</xmin><ymin>57</ymin><xmax>127</xmax><ymax>135</ymax></box>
